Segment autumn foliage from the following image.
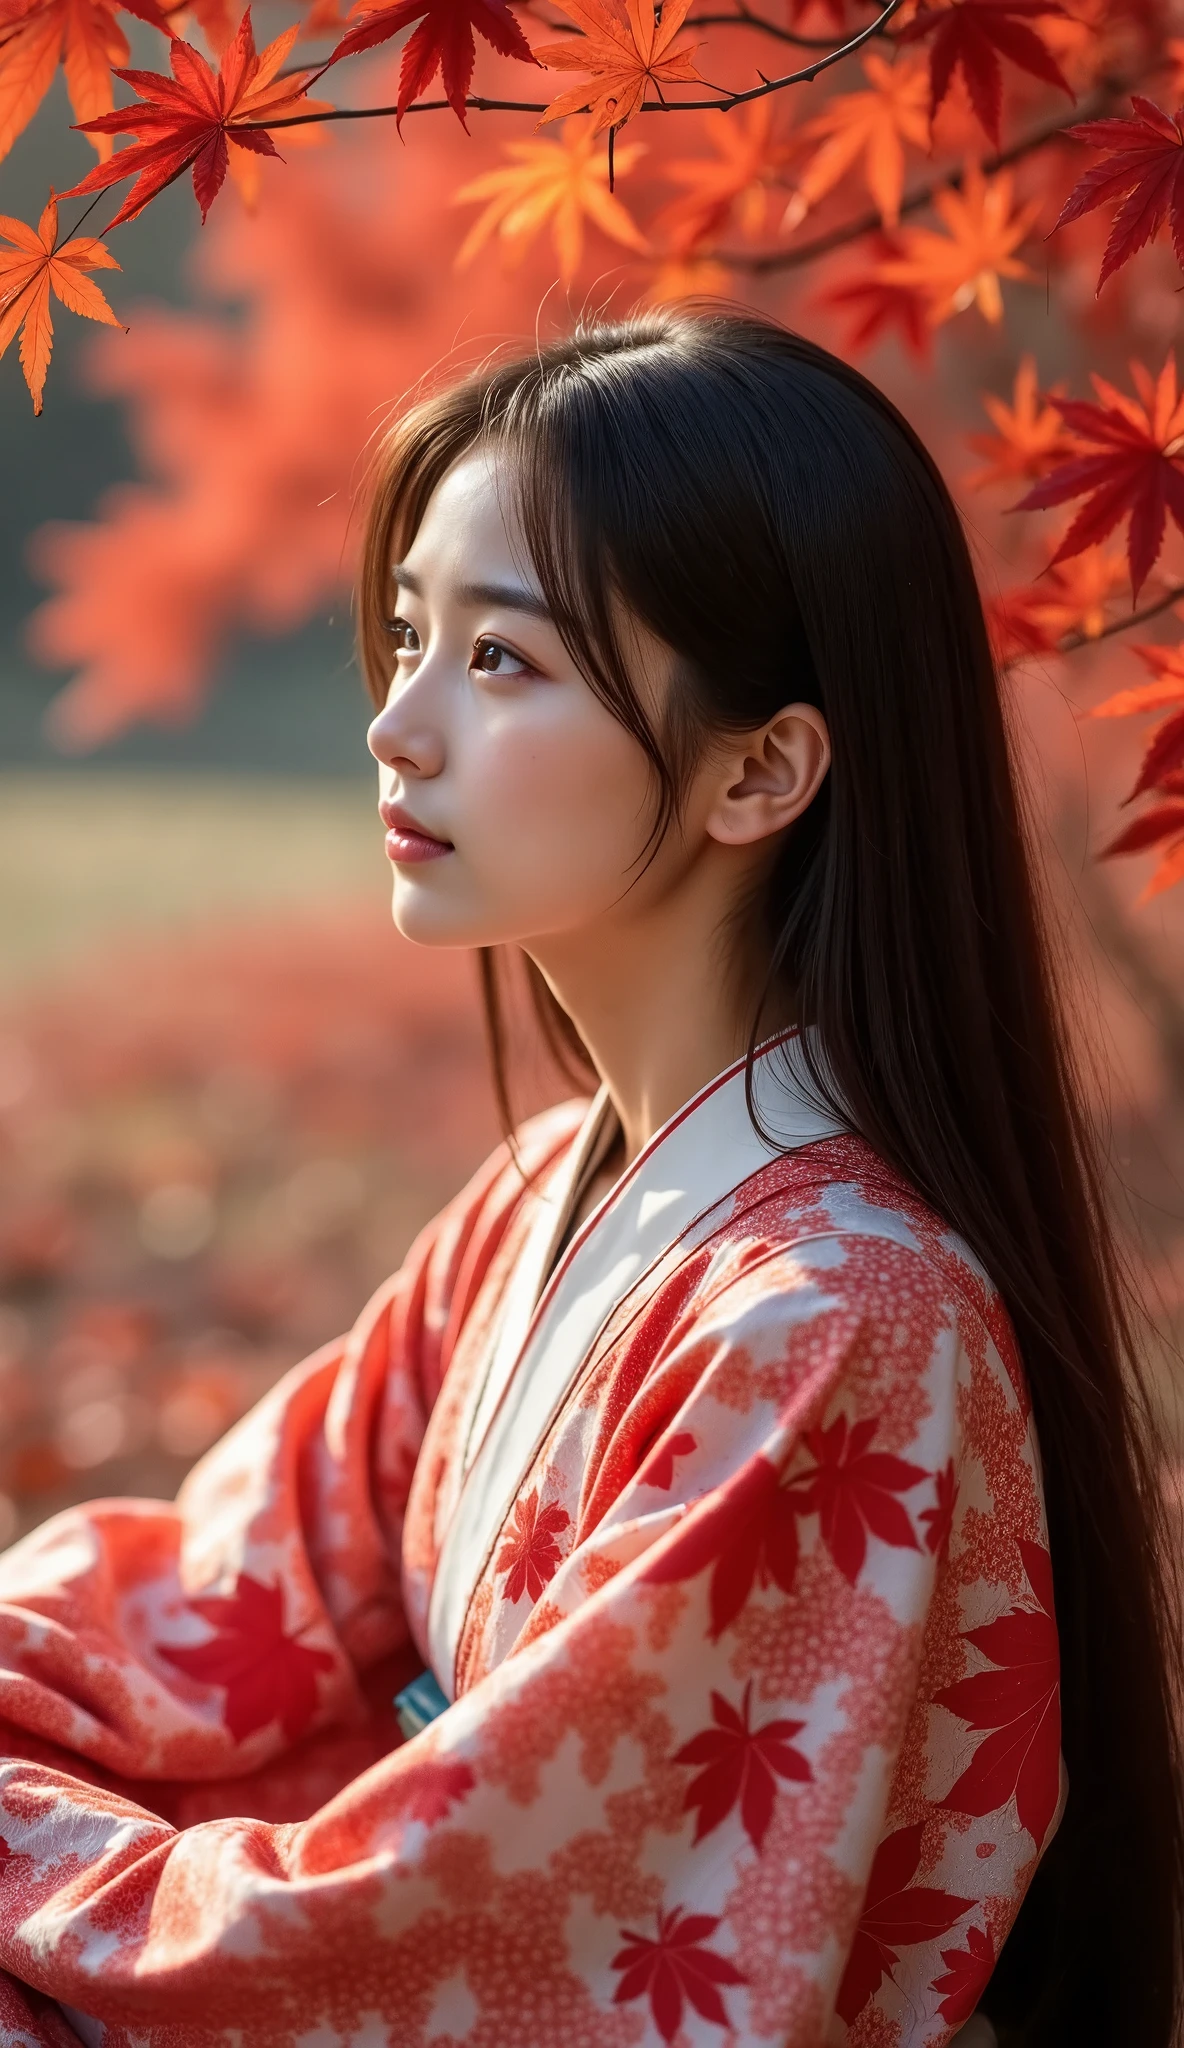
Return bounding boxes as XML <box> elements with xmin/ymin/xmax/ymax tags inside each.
<box><xmin>2</xmin><ymin>0</ymin><xmax>1184</xmax><ymax>887</ymax></box>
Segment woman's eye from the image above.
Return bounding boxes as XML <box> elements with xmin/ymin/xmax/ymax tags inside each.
<box><xmin>386</xmin><ymin>616</ymin><xmax>420</xmax><ymax>654</ymax></box>
<box><xmin>471</xmin><ymin>636</ymin><xmax>531</xmax><ymax>678</ymax></box>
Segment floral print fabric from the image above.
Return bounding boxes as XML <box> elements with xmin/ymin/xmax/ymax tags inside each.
<box><xmin>0</xmin><ymin>1092</ymin><xmax>1060</xmax><ymax>2047</ymax></box>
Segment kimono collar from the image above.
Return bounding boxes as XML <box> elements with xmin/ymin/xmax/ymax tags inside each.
<box><xmin>427</xmin><ymin>1025</ymin><xmax>849</xmax><ymax>1696</ymax></box>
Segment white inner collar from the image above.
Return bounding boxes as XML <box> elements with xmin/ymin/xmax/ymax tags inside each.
<box><xmin>427</xmin><ymin>1025</ymin><xmax>849</xmax><ymax>1695</ymax></box>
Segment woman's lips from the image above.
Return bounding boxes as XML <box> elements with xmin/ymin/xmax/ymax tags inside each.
<box><xmin>385</xmin><ymin>826</ymin><xmax>452</xmax><ymax>864</ymax></box>
<box><xmin>379</xmin><ymin>800</ymin><xmax>453</xmax><ymax>865</ymax></box>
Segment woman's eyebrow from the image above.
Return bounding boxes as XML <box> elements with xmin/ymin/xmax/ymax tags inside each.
<box><xmin>392</xmin><ymin>562</ymin><xmax>553</xmax><ymax>621</ymax></box>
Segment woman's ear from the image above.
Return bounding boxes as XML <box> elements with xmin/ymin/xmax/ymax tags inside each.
<box><xmin>705</xmin><ymin>704</ymin><xmax>831</xmax><ymax>849</ymax></box>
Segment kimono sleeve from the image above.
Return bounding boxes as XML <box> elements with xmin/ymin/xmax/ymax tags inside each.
<box><xmin>0</xmin><ymin>1131</ymin><xmax>527</xmax><ymax>1797</ymax></box>
<box><xmin>0</xmin><ymin>1231</ymin><xmax>1057</xmax><ymax>2047</ymax></box>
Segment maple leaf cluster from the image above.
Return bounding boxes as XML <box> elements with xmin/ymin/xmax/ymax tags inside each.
<box><xmin>964</xmin><ymin>350</ymin><xmax>1184</xmax><ymax>894</ymax></box>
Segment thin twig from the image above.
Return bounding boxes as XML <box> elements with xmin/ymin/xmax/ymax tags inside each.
<box><xmin>1058</xmin><ymin>582</ymin><xmax>1184</xmax><ymax>659</ymax></box>
<box><xmin>62</xmin><ymin>189</ymin><xmax>109</xmax><ymax>242</ymax></box>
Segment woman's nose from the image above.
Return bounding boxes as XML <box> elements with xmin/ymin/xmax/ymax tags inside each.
<box><xmin>367</xmin><ymin>682</ymin><xmax>445</xmax><ymax>780</ymax></box>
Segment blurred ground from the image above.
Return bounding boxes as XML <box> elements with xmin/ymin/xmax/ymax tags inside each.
<box><xmin>0</xmin><ymin>772</ymin><xmax>384</xmax><ymax>984</ymax></box>
<box><xmin>0</xmin><ymin>772</ymin><xmax>561</xmax><ymax>1546</ymax></box>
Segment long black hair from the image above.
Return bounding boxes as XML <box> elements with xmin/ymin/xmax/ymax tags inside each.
<box><xmin>358</xmin><ymin>304</ymin><xmax>1184</xmax><ymax>2047</ymax></box>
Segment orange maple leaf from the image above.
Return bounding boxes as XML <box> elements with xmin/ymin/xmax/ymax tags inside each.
<box><xmin>533</xmin><ymin>0</ymin><xmax>703</xmax><ymax>135</ymax></box>
<box><xmin>656</xmin><ymin>102</ymin><xmax>796</xmax><ymax>248</ymax></box>
<box><xmin>300</xmin><ymin>0</ymin><xmax>350</xmax><ymax>33</ymax></box>
<box><xmin>455</xmin><ymin>115</ymin><xmax>647</xmax><ymax>282</ymax></box>
<box><xmin>965</xmin><ymin>355</ymin><xmax>1073</xmax><ymax>489</ymax></box>
<box><xmin>786</xmin><ymin>52</ymin><xmax>930</xmax><ymax>229</ymax></box>
<box><xmin>0</xmin><ymin>0</ymin><xmax>167</xmax><ymax>166</ymax></box>
<box><xmin>0</xmin><ymin>192</ymin><xmax>121</xmax><ymax>414</ymax></box>
<box><xmin>1090</xmin><ymin>642</ymin><xmax>1184</xmax><ymax>721</ymax></box>
<box><xmin>878</xmin><ymin>163</ymin><xmax>1039</xmax><ymax>322</ymax></box>
<box><xmin>1001</xmin><ymin>546</ymin><xmax>1128</xmax><ymax>643</ymax></box>
<box><xmin>61</xmin><ymin>10</ymin><xmax>319</xmax><ymax>227</ymax></box>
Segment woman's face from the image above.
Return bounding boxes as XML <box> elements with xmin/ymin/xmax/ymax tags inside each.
<box><xmin>367</xmin><ymin>449</ymin><xmax>677</xmax><ymax>952</ymax></box>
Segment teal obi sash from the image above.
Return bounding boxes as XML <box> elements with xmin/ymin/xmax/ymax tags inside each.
<box><xmin>393</xmin><ymin>1669</ymin><xmax>450</xmax><ymax>1739</ymax></box>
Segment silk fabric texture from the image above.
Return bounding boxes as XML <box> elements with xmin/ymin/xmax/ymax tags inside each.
<box><xmin>0</xmin><ymin>1032</ymin><xmax>1060</xmax><ymax>2047</ymax></box>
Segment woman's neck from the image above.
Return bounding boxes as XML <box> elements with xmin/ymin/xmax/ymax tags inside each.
<box><xmin>526</xmin><ymin>891</ymin><xmax>793</xmax><ymax>1170</ymax></box>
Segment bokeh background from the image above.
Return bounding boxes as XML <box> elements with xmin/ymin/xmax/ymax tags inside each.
<box><xmin>3</xmin><ymin>32</ymin><xmax>1184</xmax><ymax>1548</ymax></box>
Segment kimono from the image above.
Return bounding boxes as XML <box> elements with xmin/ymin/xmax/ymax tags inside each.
<box><xmin>0</xmin><ymin>1028</ymin><xmax>1061</xmax><ymax>2048</ymax></box>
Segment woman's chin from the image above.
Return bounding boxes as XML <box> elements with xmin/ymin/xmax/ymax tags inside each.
<box><xmin>390</xmin><ymin>883</ymin><xmax>488</xmax><ymax>951</ymax></box>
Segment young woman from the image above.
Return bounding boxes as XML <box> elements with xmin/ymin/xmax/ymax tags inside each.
<box><xmin>0</xmin><ymin>307</ymin><xmax>1179</xmax><ymax>2048</ymax></box>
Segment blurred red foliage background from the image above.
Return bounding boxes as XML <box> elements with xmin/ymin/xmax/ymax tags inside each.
<box><xmin>0</xmin><ymin>906</ymin><xmax>570</xmax><ymax>1542</ymax></box>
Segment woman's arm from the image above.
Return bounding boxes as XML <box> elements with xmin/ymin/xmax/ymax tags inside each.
<box><xmin>0</xmin><ymin>1242</ymin><xmax>1055</xmax><ymax>2046</ymax></box>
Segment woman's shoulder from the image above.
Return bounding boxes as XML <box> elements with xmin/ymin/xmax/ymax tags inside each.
<box><xmin>708</xmin><ymin>1129</ymin><xmax>1024</xmax><ymax>1398</ymax></box>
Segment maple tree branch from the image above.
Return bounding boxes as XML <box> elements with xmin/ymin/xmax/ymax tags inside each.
<box><xmin>1055</xmin><ymin>581</ymin><xmax>1184</xmax><ymax>659</ymax></box>
<box><xmin>249</xmin><ymin>0</ymin><xmax>905</xmax><ymax>130</ymax></box>
<box><xmin>718</xmin><ymin>72</ymin><xmax>1138</xmax><ymax>272</ymax></box>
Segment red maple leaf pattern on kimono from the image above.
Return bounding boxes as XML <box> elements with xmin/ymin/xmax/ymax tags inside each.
<box><xmin>157</xmin><ymin>1571</ymin><xmax>335</xmax><ymax>1743</ymax></box>
<box><xmin>794</xmin><ymin>1412</ymin><xmax>927</xmax><ymax>1583</ymax></box>
<box><xmin>673</xmin><ymin>1678</ymin><xmax>812</xmax><ymax>1850</ymax></box>
<box><xmin>643</xmin><ymin>1449</ymin><xmax>804</xmax><ymax>1636</ymax></box>
<box><xmin>493</xmin><ymin>1487</ymin><xmax>571</xmax><ymax>1603</ymax></box>
<box><xmin>639</xmin><ymin>1427</ymin><xmax>696</xmax><ymax>1490</ymax></box>
<box><xmin>932</xmin><ymin>1922</ymin><xmax>997</xmax><ymax>2027</ymax></box>
<box><xmin>611</xmin><ymin>1906</ymin><xmax>746</xmax><ymax>2042</ymax></box>
<box><xmin>836</xmin><ymin>1821</ymin><xmax>976</xmax><ymax>2025</ymax></box>
<box><xmin>936</xmin><ymin>1536</ymin><xmax>1061</xmax><ymax>1847</ymax></box>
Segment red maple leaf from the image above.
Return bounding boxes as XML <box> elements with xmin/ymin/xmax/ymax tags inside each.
<box><xmin>936</xmin><ymin>1538</ymin><xmax>1061</xmax><ymax>1848</ymax></box>
<box><xmin>897</xmin><ymin>0</ymin><xmax>1072</xmax><ymax>146</ymax></box>
<box><xmin>1103</xmin><ymin>798</ymin><xmax>1184</xmax><ymax>854</ymax></box>
<box><xmin>793</xmin><ymin>1413</ymin><xmax>927</xmax><ymax>1584</ymax></box>
<box><xmin>1101</xmin><ymin>791</ymin><xmax>1184</xmax><ymax>896</ymax></box>
<box><xmin>494</xmin><ymin>1487</ymin><xmax>571</xmax><ymax>1604</ymax></box>
<box><xmin>1016</xmin><ymin>354</ymin><xmax>1184</xmax><ymax>598</ymax></box>
<box><xmin>1055</xmin><ymin>96</ymin><xmax>1184</xmax><ymax>292</ymax></box>
<box><xmin>932</xmin><ymin>1922</ymin><xmax>996</xmax><ymax>2027</ymax></box>
<box><xmin>326</xmin><ymin>0</ymin><xmax>535</xmax><ymax>127</ymax></box>
<box><xmin>611</xmin><ymin>1906</ymin><xmax>745</xmax><ymax>2043</ymax></box>
<box><xmin>60</xmin><ymin>10</ymin><xmax>321</xmax><ymax>226</ymax></box>
<box><xmin>643</xmin><ymin>1453</ymin><xmax>804</xmax><ymax>1638</ymax></box>
<box><xmin>673</xmin><ymin>1679</ymin><xmax>811</xmax><ymax>1850</ymax></box>
<box><xmin>835</xmin><ymin>1822</ymin><xmax>975</xmax><ymax>2026</ymax></box>
<box><xmin>157</xmin><ymin>1571</ymin><xmax>336</xmax><ymax>1744</ymax></box>
<box><xmin>818</xmin><ymin>232</ymin><xmax>934</xmax><ymax>362</ymax></box>
<box><xmin>640</xmin><ymin>1428</ymin><xmax>696</xmax><ymax>1490</ymax></box>
<box><xmin>920</xmin><ymin>1457</ymin><xmax>957</xmax><ymax>1555</ymax></box>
